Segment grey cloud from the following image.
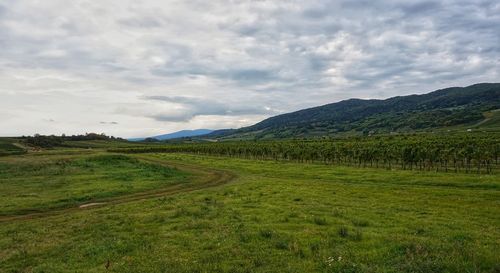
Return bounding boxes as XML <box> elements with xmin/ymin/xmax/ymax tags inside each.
<box><xmin>118</xmin><ymin>17</ymin><xmax>162</xmax><ymax>28</ymax></box>
<box><xmin>150</xmin><ymin>114</ymin><xmax>192</xmax><ymax>123</ymax></box>
<box><xmin>100</xmin><ymin>121</ymin><xmax>119</xmax><ymax>125</ymax></box>
<box><xmin>236</xmin><ymin>25</ymin><xmax>260</xmax><ymax>36</ymax></box>
<box><xmin>400</xmin><ymin>1</ymin><xmax>442</xmax><ymax>15</ymax></box>
<box><xmin>153</xmin><ymin>64</ymin><xmax>281</xmax><ymax>86</ymax></box>
<box><xmin>0</xmin><ymin>4</ymin><xmax>6</xmax><ymax>17</ymax></box>
<box><xmin>302</xmin><ymin>8</ymin><xmax>330</xmax><ymax>19</ymax></box>
<box><xmin>144</xmin><ymin>95</ymin><xmax>278</xmax><ymax>122</ymax></box>
<box><xmin>0</xmin><ymin>0</ymin><xmax>499</xmax><ymax>137</ymax></box>
<box><xmin>229</xmin><ymin>69</ymin><xmax>276</xmax><ymax>83</ymax></box>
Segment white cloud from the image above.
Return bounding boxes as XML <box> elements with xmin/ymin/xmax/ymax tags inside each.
<box><xmin>0</xmin><ymin>0</ymin><xmax>499</xmax><ymax>137</ymax></box>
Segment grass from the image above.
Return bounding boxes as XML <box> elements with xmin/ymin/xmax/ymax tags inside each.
<box><xmin>61</xmin><ymin>140</ymin><xmax>148</xmax><ymax>149</ymax></box>
<box><xmin>475</xmin><ymin>109</ymin><xmax>500</xmax><ymax>131</ymax></box>
<box><xmin>0</xmin><ymin>138</ymin><xmax>25</xmax><ymax>156</ymax></box>
<box><xmin>0</xmin><ymin>153</ymin><xmax>188</xmax><ymax>216</ymax></box>
<box><xmin>0</xmin><ymin>150</ymin><xmax>499</xmax><ymax>272</ymax></box>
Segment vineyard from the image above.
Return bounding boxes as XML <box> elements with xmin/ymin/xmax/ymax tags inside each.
<box><xmin>110</xmin><ymin>133</ymin><xmax>500</xmax><ymax>174</ymax></box>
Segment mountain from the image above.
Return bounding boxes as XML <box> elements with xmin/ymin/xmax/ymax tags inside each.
<box><xmin>207</xmin><ymin>83</ymin><xmax>500</xmax><ymax>140</ymax></box>
<box><xmin>130</xmin><ymin>129</ymin><xmax>213</xmax><ymax>141</ymax></box>
<box><xmin>153</xmin><ymin>129</ymin><xmax>214</xmax><ymax>140</ymax></box>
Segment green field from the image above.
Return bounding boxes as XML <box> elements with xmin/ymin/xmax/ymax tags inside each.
<box><xmin>0</xmin><ymin>143</ymin><xmax>499</xmax><ymax>272</ymax></box>
<box><xmin>0</xmin><ymin>154</ymin><xmax>189</xmax><ymax>216</ymax></box>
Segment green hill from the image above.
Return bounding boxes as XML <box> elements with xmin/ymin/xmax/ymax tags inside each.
<box><xmin>209</xmin><ymin>83</ymin><xmax>500</xmax><ymax>140</ymax></box>
<box><xmin>472</xmin><ymin>109</ymin><xmax>500</xmax><ymax>130</ymax></box>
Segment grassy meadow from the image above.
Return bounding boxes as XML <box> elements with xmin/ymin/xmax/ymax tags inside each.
<box><xmin>0</xmin><ymin>142</ymin><xmax>499</xmax><ymax>272</ymax></box>
<box><xmin>0</xmin><ymin>153</ymin><xmax>189</xmax><ymax>217</ymax></box>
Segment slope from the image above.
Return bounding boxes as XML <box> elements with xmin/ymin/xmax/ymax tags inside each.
<box><xmin>209</xmin><ymin>83</ymin><xmax>500</xmax><ymax>140</ymax></box>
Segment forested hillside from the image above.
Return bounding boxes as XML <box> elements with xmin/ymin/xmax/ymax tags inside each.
<box><xmin>208</xmin><ymin>83</ymin><xmax>500</xmax><ymax>140</ymax></box>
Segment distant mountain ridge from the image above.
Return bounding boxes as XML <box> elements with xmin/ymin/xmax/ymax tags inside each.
<box><xmin>130</xmin><ymin>129</ymin><xmax>213</xmax><ymax>141</ymax></box>
<box><xmin>207</xmin><ymin>83</ymin><xmax>500</xmax><ymax>140</ymax></box>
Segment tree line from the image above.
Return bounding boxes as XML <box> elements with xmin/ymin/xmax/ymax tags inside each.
<box><xmin>23</xmin><ymin>133</ymin><xmax>122</xmax><ymax>148</ymax></box>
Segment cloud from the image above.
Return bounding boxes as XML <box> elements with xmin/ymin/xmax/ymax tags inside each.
<box><xmin>100</xmin><ymin>121</ymin><xmax>119</xmax><ymax>125</ymax></box>
<box><xmin>0</xmin><ymin>0</ymin><xmax>499</xmax><ymax>137</ymax></box>
<box><xmin>0</xmin><ymin>4</ymin><xmax>6</xmax><ymax>17</ymax></box>
<box><xmin>117</xmin><ymin>17</ymin><xmax>162</xmax><ymax>28</ymax></box>
<box><xmin>143</xmin><ymin>95</ymin><xmax>279</xmax><ymax>122</ymax></box>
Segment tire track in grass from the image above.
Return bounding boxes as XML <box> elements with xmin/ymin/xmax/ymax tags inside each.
<box><xmin>0</xmin><ymin>155</ymin><xmax>237</xmax><ymax>223</ymax></box>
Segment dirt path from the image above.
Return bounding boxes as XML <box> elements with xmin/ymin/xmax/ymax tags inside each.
<box><xmin>0</xmin><ymin>155</ymin><xmax>237</xmax><ymax>223</ymax></box>
<box><xmin>474</xmin><ymin>117</ymin><xmax>491</xmax><ymax>127</ymax></box>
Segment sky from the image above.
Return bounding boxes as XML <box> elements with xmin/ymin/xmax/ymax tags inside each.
<box><xmin>0</xmin><ymin>0</ymin><xmax>499</xmax><ymax>138</ymax></box>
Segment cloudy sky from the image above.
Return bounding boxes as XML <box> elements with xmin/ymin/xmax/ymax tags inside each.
<box><xmin>1</xmin><ymin>0</ymin><xmax>499</xmax><ymax>137</ymax></box>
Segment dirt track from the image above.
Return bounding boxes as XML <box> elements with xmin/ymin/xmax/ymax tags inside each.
<box><xmin>0</xmin><ymin>155</ymin><xmax>236</xmax><ymax>223</ymax></box>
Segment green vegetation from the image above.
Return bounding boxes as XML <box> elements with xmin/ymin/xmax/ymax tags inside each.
<box><xmin>112</xmin><ymin>132</ymin><xmax>500</xmax><ymax>174</ymax></box>
<box><xmin>0</xmin><ymin>138</ymin><xmax>25</xmax><ymax>156</ymax></box>
<box><xmin>0</xmin><ymin>154</ymin><xmax>188</xmax><ymax>216</ymax></box>
<box><xmin>206</xmin><ymin>83</ymin><xmax>500</xmax><ymax>140</ymax></box>
<box><xmin>60</xmin><ymin>139</ymin><xmax>145</xmax><ymax>149</ymax></box>
<box><xmin>0</xmin><ymin>150</ymin><xmax>498</xmax><ymax>272</ymax></box>
<box><xmin>0</xmin><ymin>133</ymin><xmax>499</xmax><ymax>272</ymax></box>
<box><xmin>474</xmin><ymin>109</ymin><xmax>500</xmax><ymax>131</ymax></box>
<box><xmin>2</xmin><ymin>84</ymin><xmax>498</xmax><ymax>272</ymax></box>
<box><xmin>22</xmin><ymin>133</ymin><xmax>124</xmax><ymax>148</ymax></box>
